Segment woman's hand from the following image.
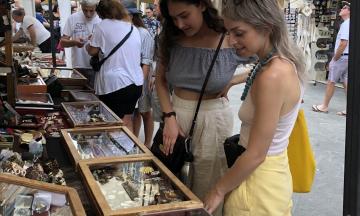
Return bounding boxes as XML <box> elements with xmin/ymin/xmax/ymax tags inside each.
<box><xmin>217</xmin><ymin>82</ymin><xmax>232</xmax><ymax>99</ymax></box>
<box><xmin>163</xmin><ymin>116</ymin><xmax>185</xmax><ymax>155</ymax></box>
<box><xmin>204</xmin><ymin>185</ymin><xmax>225</xmax><ymax>214</ymax></box>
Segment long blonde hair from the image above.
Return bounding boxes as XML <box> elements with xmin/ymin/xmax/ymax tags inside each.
<box><xmin>222</xmin><ymin>0</ymin><xmax>307</xmax><ymax>83</ymax></box>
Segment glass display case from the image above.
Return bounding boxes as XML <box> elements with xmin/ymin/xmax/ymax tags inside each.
<box><xmin>78</xmin><ymin>157</ymin><xmax>202</xmax><ymax>216</ymax></box>
<box><xmin>69</xmin><ymin>91</ymin><xmax>99</xmax><ymax>102</ymax></box>
<box><xmin>0</xmin><ymin>173</ymin><xmax>86</xmax><ymax>216</ymax></box>
<box><xmin>17</xmin><ymin>77</ymin><xmax>47</xmax><ymax>95</ymax></box>
<box><xmin>61</xmin><ymin>101</ymin><xmax>122</xmax><ymax>127</ymax></box>
<box><xmin>39</xmin><ymin>68</ymin><xmax>87</xmax><ymax>86</ymax></box>
<box><xmin>15</xmin><ymin>93</ymin><xmax>54</xmax><ymax>110</ymax></box>
<box><xmin>61</xmin><ymin>126</ymin><xmax>152</xmax><ymax>169</ymax></box>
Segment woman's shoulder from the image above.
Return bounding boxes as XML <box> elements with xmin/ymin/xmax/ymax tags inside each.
<box><xmin>256</xmin><ymin>57</ymin><xmax>295</xmax><ymax>86</ymax></box>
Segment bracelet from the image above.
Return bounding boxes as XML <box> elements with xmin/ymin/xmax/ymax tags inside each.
<box><xmin>162</xmin><ymin>111</ymin><xmax>176</xmax><ymax>121</ymax></box>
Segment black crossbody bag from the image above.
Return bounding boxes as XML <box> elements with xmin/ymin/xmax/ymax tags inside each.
<box><xmin>151</xmin><ymin>33</ymin><xmax>226</xmax><ymax>175</ymax></box>
<box><xmin>90</xmin><ymin>25</ymin><xmax>133</xmax><ymax>72</ymax></box>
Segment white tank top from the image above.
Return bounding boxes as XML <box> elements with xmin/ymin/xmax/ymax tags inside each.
<box><xmin>238</xmin><ymin>56</ymin><xmax>305</xmax><ymax>155</ymax></box>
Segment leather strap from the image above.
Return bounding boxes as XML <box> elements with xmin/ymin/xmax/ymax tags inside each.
<box><xmin>185</xmin><ymin>33</ymin><xmax>226</xmax><ymax>154</ymax></box>
<box><xmin>99</xmin><ymin>25</ymin><xmax>133</xmax><ymax>66</ymax></box>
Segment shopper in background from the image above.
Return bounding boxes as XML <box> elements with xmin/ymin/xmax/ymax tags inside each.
<box><xmin>35</xmin><ymin>3</ymin><xmax>50</xmax><ymax>28</ymax></box>
<box><xmin>122</xmin><ymin>0</ymin><xmax>155</xmax><ymax>147</ymax></box>
<box><xmin>12</xmin><ymin>8</ymin><xmax>51</xmax><ymax>53</ymax></box>
<box><xmin>60</xmin><ymin>0</ymin><xmax>101</xmax><ymax>88</ymax></box>
<box><xmin>312</xmin><ymin>1</ymin><xmax>350</xmax><ymax>116</ymax></box>
<box><xmin>156</xmin><ymin>0</ymin><xmax>248</xmax><ymax>215</ymax></box>
<box><xmin>204</xmin><ymin>0</ymin><xmax>306</xmax><ymax>215</ymax></box>
<box><xmin>86</xmin><ymin>0</ymin><xmax>143</xmax><ymax>132</ymax></box>
<box><xmin>143</xmin><ymin>6</ymin><xmax>160</xmax><ymax>37</ymax></box>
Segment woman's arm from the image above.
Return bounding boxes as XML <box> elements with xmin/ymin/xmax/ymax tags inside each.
<box><xmin>204</xmin><ymin>66</ymin><xmax>285</xmax><ymax>213</ymax></box>
<box><xmin>217</xmin><ymin>69</ymin><xmax>251</xmax><ymax>98</ymax></box>
<box><xmin>86</xmin><ymin>44</ymin><xmax>100</xmax><ymax>56</ymax></box>
<box><xmin>155</xmin><ymin>61</ymin><xmax>184</xmax><ymax>155</ymax></box>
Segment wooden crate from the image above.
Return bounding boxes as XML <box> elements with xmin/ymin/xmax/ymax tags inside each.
<box><xmin>0</xmin><ymin>173</ymin><xmax>86</xmax><ymax>216</ymax></box>
<box><xmin>17</xmin><ymin>76</ymin><xmax>47</xmax><ymax>95</ymax></box>
<box><xmin>61</xmin><ymin>101</ymin><xmax>123</xmax><ymax>128</ymax></box>
<box><xmin>61</xmin><ymin>126</ymin><xmax>152</xmax><ymax>170</ymax></box>
<box><xmin>78</xmin><ymin>157</ymin><xmax>203</xmax><ymax>216</ymax></box>
<box><xmin>39</xmin><ymin>68</ymin><xmax>88</xmax><ymax>86</ymax></box>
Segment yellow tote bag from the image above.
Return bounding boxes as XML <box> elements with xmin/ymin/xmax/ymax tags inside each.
<box><xmin>288</xmin><ymin>109</ymin><xmax>316</xmax><ymax>193</ymax></box>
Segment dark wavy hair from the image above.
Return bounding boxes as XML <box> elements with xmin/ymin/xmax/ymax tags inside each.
<box><xmin>158</xmin><ymin>0</ymin><xmax>225</xmax><ymax>66</ymax></box>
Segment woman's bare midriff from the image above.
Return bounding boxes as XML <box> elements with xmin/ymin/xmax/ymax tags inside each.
<box><xmin>174</xmin><ymin>87</ymin><xmax>220</xmax><ymax>100</ymax></box>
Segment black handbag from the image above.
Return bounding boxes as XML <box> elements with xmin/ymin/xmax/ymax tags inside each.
<box><xmin>224</xmin><ymin>134</ymin><xmax>246</xmax><ymax>168</ymax></box>
<box><xmin>90</xmin><ymin>25</ymin><xmax>133</xmax><ymax>72</ymax></box>
<box><xmin>151</xmin><ymin>33</ymin><xmax>226</xmax><ymax>175</ymax></box>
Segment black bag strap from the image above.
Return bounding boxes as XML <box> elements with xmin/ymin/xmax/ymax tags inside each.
<box><xmin>99</xmin><ymin>25</ymin><xmax>133</xmax><ymax>65</ymax></box>
<box><xmin>185</xmin><ymin>33</ymin><xmax>226</xmax><ymax>155</ymax></box>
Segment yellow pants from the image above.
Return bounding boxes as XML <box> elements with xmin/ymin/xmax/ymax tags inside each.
<box><xmin>224</xmin><ymin>151</ymin><xmax>292</xmax><ymax>216</ymax></box>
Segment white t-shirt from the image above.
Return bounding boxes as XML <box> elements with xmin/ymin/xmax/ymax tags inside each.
<box><xmin>21</xmin><ymin>15</ymin><xmax>50</xmax><ymax>45</ymax></box>
<box><xmin>335</xmin><ymin>18</ymin><xmax>350</xmax><ymax>54</ymax></box>
<box><xmin>90</xmin><ymin>19</ymin><xmax>143</xmax><ymax>95</ymax></box>
<box><xmin>62</xmin><ymin>11</ymin><xmax>101</xmax><ymax>68</ymax></box>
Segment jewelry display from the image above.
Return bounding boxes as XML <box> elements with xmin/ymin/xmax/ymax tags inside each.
<box><xmin>90</xmin><ymin>161</ymin><xmax>185</xmax><ymax>211</ymax></box>
<box><xmin>62</xmin><ymin>102</ymin><xmax>122</xmax><ymax>127</ymax></box>
<box><xmin>0</xmin><ymin>183</ymin><xmax>73</xmax><ymax>216</ymax></box>
<box><xmin>0</xmin><ymin>149</ymin><xmax>66</xmax><ymax>185</ymax></box>
<box><xmin>69</xmin><ymin>130</ymin><xmax>141</xmax><ymax>159</ymax></box>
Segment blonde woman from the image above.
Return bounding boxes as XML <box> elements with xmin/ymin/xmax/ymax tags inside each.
<box><xmin>204</xmin><ymin>0</ymin><xmax>307</xmax><ymax>215</ymax></box>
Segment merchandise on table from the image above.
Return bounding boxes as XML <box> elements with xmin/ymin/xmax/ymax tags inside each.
<box><xmin>39</xmin><ymin>68</ymin><xmax>87</xmax><ymax>86</ymax></box>
<box><xmin>69</xmin><ymin>91</ymin><xmax>99</xmax><ymax>102</ymax></box>
<box><xmin>0</xmin><ymin>149</ymin><xmax>66</xmax><ymax>185</ymax></box>
<box><xmin>15</xmin><ymin>93</ymin><xmax>54</xmax><ymax>110</ymax></box>
<box><xmin>61</xmin><ymin>126</ymin><xmax>151</xmax><ymax>169</ymax></box>
<box><xmin>62</xmin><ymin>101</ymin><xmax>122</xmax><ymax>127</ymax></box>
<box><xmin>78</xmin><ymin>157</ymin><xmax>202</xmax><ymax>216</ymax></box>
<box><xmin>0</xmin><ymin>174</ymin><xmax>85</xmax><ymax>215</ymax></box>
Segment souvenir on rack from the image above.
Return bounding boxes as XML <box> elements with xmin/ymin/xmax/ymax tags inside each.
<box><xmin>0</xmin><ymin>174</ymin><xmax>86</xmax><ymax>216</ymax></box>
<box><xmin>39</xmin><ymin>68</ymin><xmax>88</xmax><ymax>86</ymax></box>
<box><xmin>61</xmin><ymin>101</ymin><xmax>123</xmax><ymax>128</ymax></box>
<box><xmin>78</xmin><ymin>157</ymin><xmax>202</xmax><ymax>216</ymax></box>
<box><xmin>61</xmin><ymin>126</ymin><xmax>152</xmax><ymax>170</ymax></box>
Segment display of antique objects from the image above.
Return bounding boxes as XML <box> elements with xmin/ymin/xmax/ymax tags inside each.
<box><xmin>39</xmin><ymin>68</ymin><xmax>87</xmax><ymax>86</ymax></box>
<box><xmin>61</xmin><ymin>101</ymin><xmax>122</xmax><ymax>127</ymax></box>
<box><xmin>0</xmin><ymin>174</ymin><xmax>85</xmax><ymax>216</ymax></box>
<box><xmin>79</xmin><ymin>157</ymin><xmax>202</xmax><ymax>216</ymax></box>
<box><xmin>61</xmin><ymin>126</ymin><xmax>152</xmax><ymax>169</ymax></box>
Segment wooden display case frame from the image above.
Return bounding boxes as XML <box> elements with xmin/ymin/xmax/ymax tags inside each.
<box><xmin>78</xmin><ymin>156</ymin><xmax>203</xmax><ymax>216</ymax></box>
<box><xmin>61</xmin><ymin>126</ymin><xmax>152</xmax><ymax>170</ymax></box>
<box><xmin>0</xmin><ymin>173</ymin><xmax>86</xmax><ymax>216</ymax></box>
<box><xmin>69</xmin><ymin>90</ymin><xmax>99</xmax><ymax>102</ymax></box>
<box><xmin>39</xmin><ymin>68</ymin><xmax>88</xmax><ymax>86</ymax></box>
<box><xmin>62</xmin><ymin>101</ymin><xmax>123</xmax><ymax>128</ymax></box>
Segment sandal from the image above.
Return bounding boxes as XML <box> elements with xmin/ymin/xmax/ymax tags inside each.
<box><xmin>312</xmin><ymin>105</ymin><xmax>328</xmax><ymax>113</ymax></box>
<box><xmin>336</xmin><ymin>111</ymin><xmax>346</xmax><ymax>116</ymax></box>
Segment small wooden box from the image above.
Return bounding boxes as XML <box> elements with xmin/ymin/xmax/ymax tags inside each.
<box><xmin>17</xmin><ymin>76</ymin><xmax>47</xmax><ymax>95</ymax></box>
<box><xmin>61</xmin><ymin>101</ymin><xmax>123</xmax><ymax>128</ymax></box>
<box><xmin>78</xmin><ymin>157</ymin><xmax>203</xmax><ymax>216</ymax></box>
<box><xmin>61</xmin><ymin>126</ymin><xmax>152</xmax><ymax>170</ymax></box>
<box><xmin>0</xmin><ymin>173</ymin><xmax>86</xmax><ymax>216</ymax></box>
<box><xmin>69</xmin><ymin>90</ymin><xmax>99</xmax><ymax>102</ymax></box>
<box><xmin>39</xmin><ymin>68</ymin><xmax>88</xmax><ymax>86</ymax></box>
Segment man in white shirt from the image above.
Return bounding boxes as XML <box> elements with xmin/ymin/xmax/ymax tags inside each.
<box><xmin>12</xmin><ymin>8</ymin><xmax>51</xmax><ymax>53</ymax></box>
<box><xmin>312</xmin><ymin>1</ymin><xmax>350</xmax><ymax>116</ymax></box>
<box><xmin>60</xmin><ymin>0</ymin><xmax>101</xmax><ymax>87</ymax></box>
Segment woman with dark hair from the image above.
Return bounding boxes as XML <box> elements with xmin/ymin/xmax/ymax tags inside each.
<box><xmin>86</xmin><ymin>0</ymin><xmax>143</xmax><ymax>132</ymax></box>
<box><xmin>155</xmin><ymin>0</ymin><xmax>249</xmax><ymax>215</ymax></box>
<box><xmin>204</xmin><ymin>0</ymin><xmax>306</xmax><ymax>215</ymax></box>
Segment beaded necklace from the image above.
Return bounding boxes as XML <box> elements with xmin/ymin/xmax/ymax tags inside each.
<box><xmin>241</xmin><ymin>49</ymin><xmax>277</xmax><ymax>101</ymax></box>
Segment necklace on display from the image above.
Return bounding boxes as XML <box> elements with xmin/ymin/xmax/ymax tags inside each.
<box><xmin>241</xmin><ymin>48</ymin><xmax>277</xmax><ymax>101</ymax></box>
